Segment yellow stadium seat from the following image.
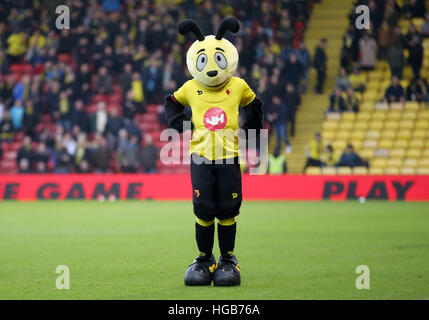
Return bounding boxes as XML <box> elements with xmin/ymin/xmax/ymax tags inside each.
<box><xmin>402</xmin><ymin>111</ymin><xmax>417</xmax><ymax>120</ymax></box>
<box><xmin>369</xmin><ymin>167</ymin><xmax>384</xmax><ymax>174</ymax></box>
<box><xmin>419</xmin><ymin>111</ymin><xmax>429</xmax><ymax>120</ymax></box>
<box><xmin>323</xmin><ymin>130</ymin><xmax>336</xmax><ymax>140</ymax></box>
<box><xmin>423</xmin><ymin>149</ymin><xmax>429</xmax><ymax>158</ymax></box>
<box><xmin>338</xmin><ymin>122</ymin><xmax>354</xmax><ymax>130</ymax></box>
<box><xmin>353</xmin><ymin>166</ymin><xmax>368</xmax><ymax>174</ymax></box>
<box><xmin>342</xmin><ymin>112</ymin><xmax>356</xmax><ymax>121</ymax></box>
<box><xmin>415</xmin><ymin>120</ymin><xmax>429</xmax><ymax>129</ymax></box>
<box><xmin>385</xmin><ymin>121</ymin><xmax>399</xmax><ymax>130</ymax></box>
<box><xmin>400</xmin><ymin>167</ymin><xmax>416</xmax><ymax>174</ymax></box>
<box><xmin>323</xmin><ymin>121</ymin><xmax>338</xmax><ymax>130</ymax></box>
<box><xmin>371</xmin><ymin>158</ymin><xmax>387</xmax><ymax>168</ymax></box>
<box><xmin>406</xmin><ymin>149</ymin><xmax>422</xmax><ymax>159</ymax></box>
<box><xmin>409</xmin><ymin>139</ymin><xmax>424</xmax><ymax>148</ymax></box>
<box><xmin>381</xmin><ymin>130</ymin><xmax>396</xmax><ymax>139</ymax></box>
<box><xmin>404</xmin><ymin>101</ymin><xmax>419</xmax><ymax>111</ymax></box>
<box><xmin>416</xmin><ymin>168</ymin><xmax>429</xmax><ymax>174</ymax></box>
<box><xmin>360</xmin><ymin>148</ymin><xmax>375</xmax><ymax>159</ymax></box>
<box><xmin>326</xmin><ymin>112</ymin><xmax>342</xmax><ymax>120</ymax></box>
<box><xmin>357</xmin><ymin>112</ymin><xmax>371</xmax><ymax>121</ymax></box>
<box><xmin>332</xmin><ymin>140</ymin><xmax>347</xmax><ymax>150</ymax></box>
<box><xmin>375</xmin><ymin>102</ymin><xmax>389</xmax><ymax>110</ymax></box>
<box><xmin>390</xmin><ymin>148</ymin><xmax>406</xmax><ymax>158</ymax></box>
<box><xmin>385</xmin><ymin>167</ymin><xmax>400</xmax><ymax>174</ymax></box>
<box><xmin>369</xmin><ymin>121</ymin><xmax>384</xmax><ymax>130</ymax></box>
<box><xmin>351</xmin><ymin>140</ymin><xmax>363</xmax><ymax>150</ymax></box>
<box><xmin>322</xmin><ymin>167</ymin><xmax>337</xmax><ymax>175</ymax></box>
<box><xmin>412</xmin><ymin>129</ymin><xmax>427</xmax><ymax>139</ymax></box>
<box><xmin>360</xmin><ymin>101</ymin><xmax>375</xmax><ymax>111</ymax></box>
<box><xmin>393</xmin><ymin>139</ymin><xmax>408</xmax><ymax>149</ymax></box>
<box><xmin>378</xmin><ymin>139</ymin><xmax>393</xmax><ymax>149</ymax></box>
<box><xmin>351</xmin><ymin>130</ymin><xmax>366</xmax><ymax>140</ymax></box>
<box><xmin>387</xmin><ymin>158</ymin><xmax>403</xmax><ymax>167</ymax></box>
<box><xmin>386</xmin><ymin>111</ymin><xmax>402</xmax><ymax>120</ymax></box>
<box><xmin>399</xmin><ymin>120</ymin><xmax>414</xmax><ymax>130</ymax></box>
<box><xmin>397</xmin><ymin>130</ymin><xmax>411</xmax><ymax>139</ymax></box>
<box><xmin>372</xmin><ymin>111</ymin><xmax>387</xmax><ymax>121</ymax></box>
<box><xmin>354</xmin><ymin>121</ymin><xmax>369</xmax><ymax>130</ymax></box>
<box><xmin>337</xmin><ymin>167</ymin><xmax>352</xmax><ymax>175</ymax></box>
<box><xmin>306</xmin><ymin>167</ymin><xmax>322</xmax><ymax>175</ymax></box>
<box><xmin>403</xmin><ymin>158</ymin><xmax>418</xmax><ymax>167</ymax></box>
<box><xmin>390</xmin><ymin>102</ymin><xmax>404</xmax><ymax>110</ymax></box>
<box><xmin>366</xmin><ymin>130</ymin><xmax>381</xmax><ymax>139</ymax></box>
<box><xmin>418</xmin><ymin>158</ymin><xmax>429</xmax><ymax>167</ymax></box>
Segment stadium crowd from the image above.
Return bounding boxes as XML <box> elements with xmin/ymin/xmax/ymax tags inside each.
<box><xmin>303</xmin><ymin>0</ymin><xmax>429</xmax><ymax>172</ymax></box>
<box><xmin>0</xmin><ymin>0</ymin><xmax>315</xmax><ymax>174</ymax></box>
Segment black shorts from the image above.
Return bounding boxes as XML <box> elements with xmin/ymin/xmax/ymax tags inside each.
<box><xmin>190</xmin><ymin>154</ymin><xmax>242</xmax><ymax>221</ymax></box>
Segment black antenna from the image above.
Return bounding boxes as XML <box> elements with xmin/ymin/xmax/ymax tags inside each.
<box><xmin>178</xmin><ymin>19</ymin><xmax>205</xmax><ymax>41</ymax></box>
<box><xmin>215</xmin><ymin>17</ymin><xmax>240</xmax><ymax>40</ymax></box>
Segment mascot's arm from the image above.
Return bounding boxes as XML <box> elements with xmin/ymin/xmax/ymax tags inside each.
<box><xmin>165</xmin><ymin>94</ymin><xmax>193</xmax><ymax>132</ymax></box>
<box><xmin>241</xmin><ymin>97</ymin><xmax>264</xmax><ymax>136</ymax></box>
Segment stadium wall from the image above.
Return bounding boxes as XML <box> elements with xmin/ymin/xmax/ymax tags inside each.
<box><xmin>0</xmin><ymin>175</ymin><xmax>429</xmax><ymax>201</ymax></box>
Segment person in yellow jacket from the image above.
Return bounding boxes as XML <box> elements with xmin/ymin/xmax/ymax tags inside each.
<box><xmin>268</xmin><ymin>147</ymin><xmax>287</xmax><ymax>174</ymax></box>
<box><xmin>303</xmin><ymin>132</ymin><xmax>323</xmax><ymax>172</ymax></box>
<box><xmin>7</xmin><ymin>32</ymin><xmax>28</xmax><ymax>62</ymax></box>
<box><xmin>320</xmin><ymin>145</ymin><xmax>338</xmax><ymax>167</ymax></box>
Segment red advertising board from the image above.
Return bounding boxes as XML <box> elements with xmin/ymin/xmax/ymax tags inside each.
<box><xmin>0</xmin><ymin>174</ymin><xmax>428</xmax><ymax>201</ymax></box>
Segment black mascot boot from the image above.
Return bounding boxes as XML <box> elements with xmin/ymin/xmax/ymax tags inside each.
<box><xmin>184</xmin><ymin>254</ymin><xmax>217</xmax><ymax>286</ymax></box>
<box><xmin>213</xmin><ymin>255</ymin><xmax>241</xmax><ymax>286</ymax></box>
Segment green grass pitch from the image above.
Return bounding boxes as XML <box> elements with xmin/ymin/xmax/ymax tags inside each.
<box><xmin>0</xmin><ymin>200</ymin><xmax>428</xmax><ymax>300</ymax></box>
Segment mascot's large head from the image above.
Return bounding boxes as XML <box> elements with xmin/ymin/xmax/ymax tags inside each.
<box><xmin>178</xmin><ymin>17</ymin><xmax>240</xmax><ymax>89</ymax></box>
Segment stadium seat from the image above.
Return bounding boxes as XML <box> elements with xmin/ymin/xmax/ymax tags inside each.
<box><xmin>385</xmin><ymin>167</ymin><xmax>400</xmax><ymax>174</ymax></box>
<box><xmin>400</xmin><ymin>167</ymin><xmax>416</xmax><ymax>174</ymax></box>
<box><xmin>352</xmin><ymin>166</ymin><xmax>368</xmax><ymax>175</ymax></box>
<box><xmin>306</xmin><ymin>167</ymin><xmax>321</xmax><ymax>175</ymax></box>
<box><xmin>337</xmin><ymin>167</ymin><xmax>352</xmax><ymax>175</ymax></box>
<box><xmin>369</xmin><ymin>167</ymin><xmax>384</xmax><ymax>174</ymax></box>
<box><xmin>322</xmin><ymin>167</ymin><xmax>337</xmax><ymax>175</ymax></box>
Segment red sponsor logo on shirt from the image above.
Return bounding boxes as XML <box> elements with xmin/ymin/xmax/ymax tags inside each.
<box><xmin>203</xmin><ymin>107</ymin><xmax>227</xmax><ymax>131</ymax></box>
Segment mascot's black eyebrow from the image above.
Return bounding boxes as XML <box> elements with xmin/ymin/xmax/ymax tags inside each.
<box><xmin>197</xmin><ymin>49</ymin><xmax>205</xmax><ymax>54</ymax></box>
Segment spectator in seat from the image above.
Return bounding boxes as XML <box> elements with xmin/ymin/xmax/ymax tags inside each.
<box><xmin>421</xmin><ymin>13</ymin><xmax>429</xmax><ymax>37</ymax></box>
<box><xmin>377</xmin><ymin>20</ymin><xmax>396</xmax><ymax>59</ymax></box>
<box><xmin>70</xmin><ymin>100</ymin><xmax>90</xmax><ymax>133</ymax></box>
<box><xmin>408</xmin><ymin>35</ymin><xmax>423</xmax><ymax>79</ymax></box>
<box><xmin>35</xmin><ymin>161</ymin><xmax>47</xmax><ymax>173</ymax></box>
<box><xmin>76</xmin><ymin>63</ymin><xmax>91</xmax><ymax>104</ymax></box>
<box><xmin>345</xmin><ymin>88</ymin><xmax>359</xmax><ymax>113</ymax></box>
<box><xmin>0</xmin><ymin>110</ymin><xmax>13</xmax><ymax>142</ymax></box>
<box><xmin>10</xmin><ymin>99</ymin><xmax>25</xmax><ymax>130</ymax></box>
<box><xmin>387</xmin><ymin>40</ymin><xmax>404</xmax><ymax>79</ymax></box>
<box><xmin>335</xmin><ymin>67</ymin><xmax>351</xmax><ymax>91</ymax></box>
<box><xmin>359</xmin><ymin>32</ymin><xmax>377</xmax><ymax>71</ymax></box>
<box><xmin>328</xmin><ymin>88</ymin><xmax>346</xmax><ymax>113</ymax></box>
<box><xmin>303</xmin><ymin>132</ymin><xmax>323</xmax><ymax>172</ymax></box>
<box><xmin>93</xmin><ymin>136</ymin><xmax>111</xmax><ymax>173</ymax></box>
<box><xmin>268</xmin><ymin>147</ymin><xmax>287</xmax><ymax>174</ymax></box>
<box><xmin>384</xmin><ymin>75</ymin><xmax>405</xmax><ymax>103</ymax></box>
<box><xmin>95</xmin><ymin>66</ymin><xmax>113</xmax><ymax>95</ymax></box>
<box><xmin>123</xmin><ymin>90</ymin><xmax>138</xmax><ymax>120</ymax></box>
<box><xmin>295</xmin><ymin>41</ymin><xmax>311</xmax><ymax>93</ymax></box>
<box><xmin>105</xmin><ymin>108</ymin><xmax>124</xmax><ymax>149</ymax></box>
<box><xmin>321</xmin><ymin>145</ymin><xmax>338</xmax><ymax>167</ymax></box>
<box><xmin>281</xmin><ymin>52</ymin><xmax>303</xmax><ymax>90</ymax></box>
<box><xmin>23</xmin><ymin>100</ymin><xmax>39</xmax><ymax>138</ymax></box>
<box><xmin>18</xmin><ymin>158</ymin><xmax>31</xmax><ymax>173</ymax></box>
<box><xmin>349</xmin><ymin>66</ymin><xmax>366</xmax><ymax>92</ymax></box>
<box><xmin>63</xmin><ymin>132</ymin><xmax>77</xmax><ymax>158</ymax></box>
<box><xmin>131</xmin><ymin>72</ymin><xmax>144</xmax><ymax>112</ymax></box>
<box><xmin>139</xmin><ymin>134</ymin><xmax>158</xmax><ymax>174</ymax></box>
<box><xmin>32</xmin><ymin>142</ymin><xmax>49</xmax><ymax>171</ymax></box>
<box><xmin>17</xmin><ymin>136</ymin><xmax>33</xmax><ymax>167</ymax></box>
<box><xmin>406</xmin><ymin>78</ymin><xmax>428</xmax><ymax>102</ymax></box>
<box><xmin>403</xmin><ymin>0</ymin><xmax>426</xmax><ymax>19</ymax></box>
<box><xmin>313</xmin><ymin>38</ymin><xmax>328</xmax><ymax>94</ymax></box>
<box><xmin>74</xmin><ymin>135</ymin><xmax>91</xmax><ymax>172</ymax></box>
<box><xmin>92</xmin><ymin>101</ymin><xmax>108</xmax><ymax>135</ymax></box>
<box><xmin>119</xmin><ymin>63</ymin><xmax>133</xmax><ymax>93</ymax></box>
<box><xmin>54</xmin><ymin>139</ymin><xmax>72</xmax><ymax>173</ymax></box>
<box><xmin>338</xmin><ymin>144</ymin><xmax>368</xmax><ymax>168</ymax></box>
<box><xmin>13</xmin><ymin>74</ymin><xmax>31</xmax><ymax>102</ymax></box>
<box><xmin>119</xmin><ymin>134</ymin><xmax>139</xmax><ymax>173</ymax></box>
<box><xmin>267</xmin><ymin>95</ymin><xmax>292</xmax><ymax>154</ymax></box>
<box><xmin>284</xmin><ymin>83</ymin><xmax>300</xmax><ymax>138</ymax></box>
<box><xmin>0</xmin><ymin>99</ymin><xmax>5</xmax><ymax>122</ymax></box>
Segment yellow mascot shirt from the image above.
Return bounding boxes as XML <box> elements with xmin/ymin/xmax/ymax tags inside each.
<box><xmin>173</xmin><ymin>76</ymin><xmax>256</xmax><ymax>160</ymax></box>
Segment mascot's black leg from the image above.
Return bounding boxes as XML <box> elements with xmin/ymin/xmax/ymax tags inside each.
<box><xmin>184</xmin><ymin>219</ymin><xmax>216</xmax><ymax>286</ymax></box>
<box><xmin>213</xmin><ymin>218</ymin><xmax>241</xmax><ymax>286</ymax></box>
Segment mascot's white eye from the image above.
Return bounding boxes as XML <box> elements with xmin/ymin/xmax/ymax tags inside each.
<box><xmin>214</xmin><ymin>52</ymin><xmax>227</xmax><ymax>70</ymax></box>
<box><xmin>196</xmin><ymin>53</ymin><xmax>208</xmax><ymax>71</ymax></box>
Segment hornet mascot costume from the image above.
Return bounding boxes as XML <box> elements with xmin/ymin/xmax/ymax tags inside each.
<box><xmin>165</xmin><ymin>17</ymin><xmax>264</xmax><ymax>286</ymax></box>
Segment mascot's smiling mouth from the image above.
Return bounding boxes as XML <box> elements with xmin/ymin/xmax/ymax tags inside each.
<box><xmin>207</xmin><ymin>70</ymin><xmax>218</xmax><ymax>77</ymax></box>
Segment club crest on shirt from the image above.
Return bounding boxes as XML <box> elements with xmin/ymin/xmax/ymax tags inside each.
<box><xmin>203</xmin><ymin>107</ymin><xmax>227</xmax><ymax>131</ymax></box>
